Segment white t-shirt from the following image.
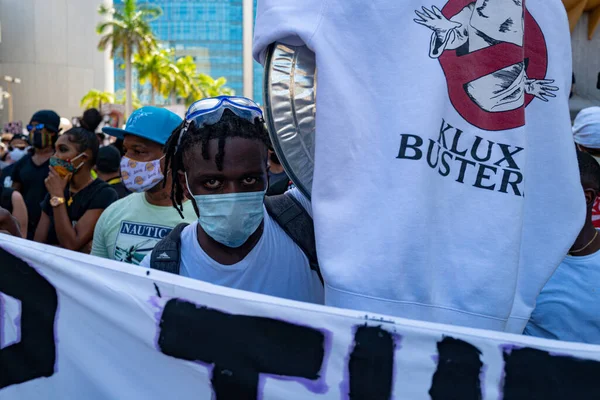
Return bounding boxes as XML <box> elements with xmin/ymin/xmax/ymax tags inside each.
<box><xmin>254</xmin><ymin>0</ymin><xmax>584</xmax><ymax>332</ymax></box>
<box><xmin>141</xmin><ymin>190</ymin><xmax>324</xmax><ymax>304</ymax></box>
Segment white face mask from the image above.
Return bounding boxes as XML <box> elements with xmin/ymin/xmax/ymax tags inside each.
<box><xmin>120</xmin><ymin>156</ymin><xmax>165</xmax><ymax>193</ymax></box>
<box><xmin>8</xmin><ymin>148</ymin><xmax>27</xmax><ymax>163</ymax></box>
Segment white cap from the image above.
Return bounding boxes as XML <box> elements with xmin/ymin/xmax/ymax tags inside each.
<box><xmin>59</xmin><ymin>117</ymin><xmax>73</xmax><ymax>133</ymax></box>
<box><xmin>573</xmin><ymin>107</ymin><xmax>600</xmax><ymax>149</ymax></box>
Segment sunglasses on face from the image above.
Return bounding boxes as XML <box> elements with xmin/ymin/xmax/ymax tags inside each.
<box><xmin>27</xmin><ymin>123</ymin><xmax>45</xmax><ymax>132</ymax></box>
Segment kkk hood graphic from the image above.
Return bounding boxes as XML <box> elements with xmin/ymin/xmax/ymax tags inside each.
<box><xmin>415</xmin><ymin>0</ymin><xmax>557</xmax><ymax>131</ymax></box>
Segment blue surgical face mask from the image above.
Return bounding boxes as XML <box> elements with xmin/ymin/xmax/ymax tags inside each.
<box><xmin>185</xmin><ymin>173</ymin><xmax>266</xmax><ymax>248</ymax></box>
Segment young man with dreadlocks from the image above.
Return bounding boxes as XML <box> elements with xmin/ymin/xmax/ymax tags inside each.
<box><xmin>140</xmin><ymin>96</ymin><xmax>324</xmax><ymax>304</ymax></box>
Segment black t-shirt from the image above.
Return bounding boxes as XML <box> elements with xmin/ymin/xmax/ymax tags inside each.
<box><xmin>11</xmin><ymin>154</ymin><xmax>50</xmax><ymax>239</ymax></box>
<box><xmin>0</xmin><ymin>186</ymin><xmax>14</xmax><ymax>213</ymax></box>
<box><xmin>106</xmin><ymin>178</ymin><xmax>131</xmax><ymax>199</ymax></box>
<box><xmin>267</xmin><ymin>171</ymin><xmax>291</xmax><ymax>196</ymax></box>
<box><xmin>41</xmin><ymin>179</ymin><xmax>118</xmax><ymax>246</ymax></box>
<box><xmin>0</xmin><ymin>163</ymin><xmax>16</xmax><ymax>188</ymax></box>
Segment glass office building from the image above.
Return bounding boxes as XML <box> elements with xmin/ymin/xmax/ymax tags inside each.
<box><xmin>113</xmin><ymin>0</ymin><xmax>263</xmax><ymax>105</ymax></box>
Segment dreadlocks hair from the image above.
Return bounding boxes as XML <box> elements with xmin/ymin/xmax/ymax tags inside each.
<box><xmin>164</xmin><ymin>108</ymin><xmax>272</xmax><ymax>218</ymax></box>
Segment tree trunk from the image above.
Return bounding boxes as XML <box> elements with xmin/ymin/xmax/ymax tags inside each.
<box><xmin>124</xmin><ymin>44</ymin><xmax>133</xmax><ymax>118</ymax></box>
<box><xmin>151</xmin><ymin>85</ymin><xmax>156</xmax><ymax>106</ymax></box>
<box><xmin>170</xmin><ymin>89</ymin><xmax>176</xmax><ymax>105</ymax></box>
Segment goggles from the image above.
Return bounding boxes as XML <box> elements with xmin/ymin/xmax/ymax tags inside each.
<box><xmin>186</xmin><ymin>96</ymin><xmax>263</xmax><ymax>127</ymax></box>
<box><xmin>177</xmin><ymin>96</ymin><xmax>263</xmax><ymax>150</ymax></box>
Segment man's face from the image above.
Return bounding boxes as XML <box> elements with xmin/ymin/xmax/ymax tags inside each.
<box><xmin>182</xmin><ymin>137</ymin><xmax>268</xmax><ymax>196</ymax></box>
<box><xmin>29</xmin><ymin>120</ymin><xmax>55</xmax><ymax>149</ymax></box>
<box><xmin>10</xmin><ymin>139</ymin><xmax>28</xmax><ymax>150</ymax></box>
<box><xmin>123</xmin><ymin>134</ymin><xmax>163</xmax><ymax>162</ymax></box>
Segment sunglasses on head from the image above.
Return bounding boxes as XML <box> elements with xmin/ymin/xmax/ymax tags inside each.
<box><xmin>27</xmin><ymin>123</ymin><xmax>45</xmax><ymax>132</ymax></box>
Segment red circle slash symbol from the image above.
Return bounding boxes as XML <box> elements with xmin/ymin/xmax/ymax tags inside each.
<box><xmin>439</xmin><ymin>0</ymin><xmax>548</xmax><ymax>131</ymax></box>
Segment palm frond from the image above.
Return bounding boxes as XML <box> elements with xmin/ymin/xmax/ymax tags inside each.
<box><xmin>138</xmin><ymin>4</ymin><xmax>163</xmax><ymax>21</ymax></box>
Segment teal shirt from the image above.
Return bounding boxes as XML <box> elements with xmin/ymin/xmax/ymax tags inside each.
<box><xmin>91</xmin><ymin>192</ymin><xmax>197</xmax><ymax>265</ymax></box>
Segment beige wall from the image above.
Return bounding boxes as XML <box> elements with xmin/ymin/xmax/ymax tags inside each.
<box><xmin>0</xmin><ymin>0</ymin><xmax>114</xmax><ymax>126</ymax></box>
<box><xmin>572</xmin><ymin>13</ymin><xmax>600</xmax><ymax>103</ymax></box>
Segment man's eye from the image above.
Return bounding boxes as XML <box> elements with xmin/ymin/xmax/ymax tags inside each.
<box><xmin>243</xmin><ymin>177</ymin><xmax>258</xmax><ymax>185</ymax></box>
<box><xmin>204</xmin><ymin>179</ymin><xmax>222</xmax><ymax>189</ymax></box>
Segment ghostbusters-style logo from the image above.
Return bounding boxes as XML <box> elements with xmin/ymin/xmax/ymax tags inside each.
<box><xmin>414</xmin><ymin>0</ymin><xmax>557</xmax><ymax>131</ymax></box>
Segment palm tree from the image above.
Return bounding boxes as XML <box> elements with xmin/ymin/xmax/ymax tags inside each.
<box><xmin>160</xmin><ymin>55</ymin><xmax>199</xmax><ymax>104</ymax></box>
<box><xmin>133</xmin><ymin>49</ymin><xmax>171</xmax><ymax>105</ymax></box>
<box><xmin>96</xmin><ymin>0</ymin><xmax>162</xmax><ymax>117</ymax></box>
<box><xmin>80</xmin><ymin>89</ymin><xmax>115</xmax><ymax>110</ymax></box>
<box><xmin>185</xmin><ymin>74</ymin><xmax>235</xmax><ymax>106</ymax></box>
<box><xmin>116</xmin><ymin>90</ymin><xmax>142</xmax><ymax>111</ymax></box>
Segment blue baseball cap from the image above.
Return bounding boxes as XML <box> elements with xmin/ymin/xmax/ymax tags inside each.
<box><xmin>102</xmin><ymin>106</ymin><xmax>182</xmax><ymax>145</ymax></box>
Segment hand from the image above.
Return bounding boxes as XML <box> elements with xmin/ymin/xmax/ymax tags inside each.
<box><xmin>525</xmin><ymin>79</ymin><xmax>558</xmax><ymax>102</ymax></box>
<box><xmin>0</xmin><ymin>207</ymin><xmax>22</xmax><ymax>238</ymax></box>
<box><xmin>44</xmin><ymin>167</ymin><xmax>70</xmax><ymax>198</ymax></box>
<box><xmin>414</xmin><ymin>6</ymin><xmax>462</xmax><ymax>40</ymax></box>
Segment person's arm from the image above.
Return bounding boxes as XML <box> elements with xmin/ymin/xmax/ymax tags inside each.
<box><xmin>33</xmin><ymin>211</ymin><xmax>50</xmax><ymax>244</ymax></box>
<box><xmin>10</xmin><ymin>190</ymin><xmax>28</xmax><ymax>238</ymax></box>
<box><xmin>55</xmin><ymin>183</ymin><xmax>118</xmax><ymax>252</ymax></box>
<box><xmin>0</xmin><ymin>207</ymin><xmax>22</xmax><ymax>237</ymax></box>
<box><xmin>10</xmin><ymin>158</ymin><xmax>23</xmax><ymax>192</ymax></box>
<box><xmin>52</xmin><ymin>204</ymin><xmax>104</xmax><ymax>251</ymax></box>
<box><xmin>43</xmin><ymin>167</ymin><xmax>103</xmax><ymax>251</ymax></box>
<box><xmin>91</xmin><ymin>210</ymin><xmax>110</xmax><ymax>259</ymax></box>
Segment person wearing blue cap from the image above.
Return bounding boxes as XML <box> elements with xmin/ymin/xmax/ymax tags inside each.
<box><xmin>11</xmin><ymin>110</ymin><xmax>61</xmax><ymax>239</ymax></box>
<box><xmin>91</xmin><ymin>107</ymin><xmax>197</xmax><ymax>265</ymax></box>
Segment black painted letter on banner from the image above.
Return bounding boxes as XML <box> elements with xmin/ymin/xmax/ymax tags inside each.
<box><xmin>502</xmin><ymin>347</ymin><xmax>600</xmax><ymax>399</ymax></box>
<box><xmin>0</xmin><ymin>248</ymin><xmax>58</xmax><ymax>390</ymax></box>
<box><xmin>158</xmin><ymin>299</ymin><xmax>325</xmax><ymax>400</ymax></box>
<box><xmin>347</xmin><ymin>325</ymin><xmax>395</xmax><ymax>400</ymax></box>
<box><xmin>429</xmin><ymin>337</ymin><xmax>483</xmax><ymax>400</ymax></box>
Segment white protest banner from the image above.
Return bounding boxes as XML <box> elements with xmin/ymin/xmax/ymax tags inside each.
<box><xmin>0</xmin><ymin>234</ymin><xmax>599</xmax><ymax>400</ymax></box>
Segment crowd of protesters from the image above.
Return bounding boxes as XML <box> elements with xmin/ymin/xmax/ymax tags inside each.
<box><xmin>0</xmin><ymin>97</ymin><xmax>599</xmax><ymax>346</ymax></box>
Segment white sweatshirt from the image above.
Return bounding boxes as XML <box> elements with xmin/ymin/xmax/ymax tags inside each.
<box><xmin>254</xmin><ymin>0</ymin><xmax>584</xmax><ymax>333</ymax></box>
